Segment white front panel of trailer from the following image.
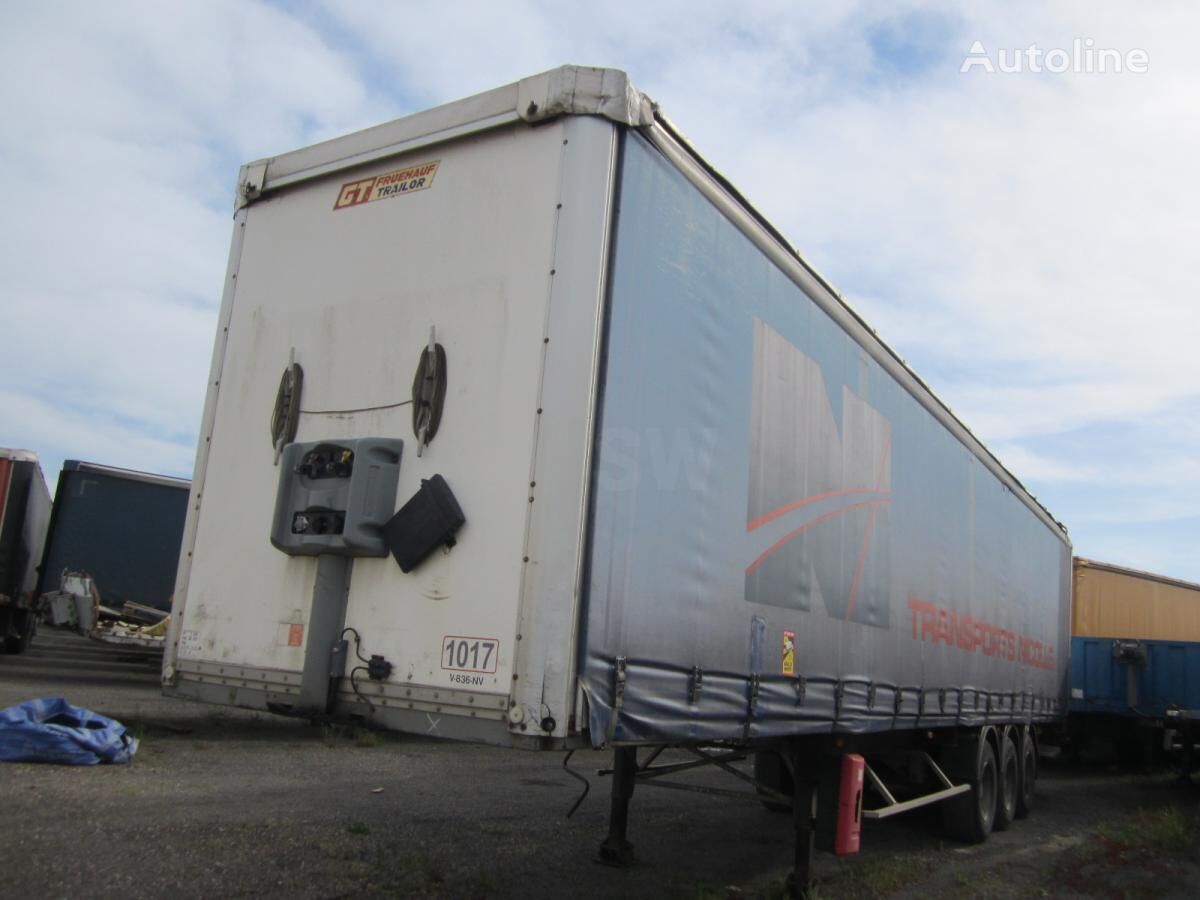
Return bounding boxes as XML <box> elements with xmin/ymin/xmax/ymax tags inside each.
<box><xmin>178</xmin><ymin>122</ymin><xmax>568</xmax><ymax>703</ymax></box>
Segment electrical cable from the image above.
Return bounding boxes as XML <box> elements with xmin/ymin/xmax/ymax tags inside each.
<box><xmin>341</xmin><ymin>628</ymin><xmax>378</xmax><ymax>711</ymax></box>
<box><xmin>301</xmin><ymin>399</ymin><xmax>413</xmax><ymax>415</ymax></box>
<box><xmin>341</xmin><ymin>627</ymin><xmax>370</xmax><ymax>663</ymax></box>
<box><xmin>348</xmin><ymin>666</ymin><xmax>375</xmax><ymax>711</ymax></box>
<box><xmin>562</xmin><ymin>750</ymin><xmax>591</xmax><ymax>819</ymax></box>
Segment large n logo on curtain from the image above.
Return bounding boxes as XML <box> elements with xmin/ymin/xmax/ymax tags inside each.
<box><xmin>745</xmin><ymin>320</ymin><xmax>892</xmax><ymax>628</ymax></box>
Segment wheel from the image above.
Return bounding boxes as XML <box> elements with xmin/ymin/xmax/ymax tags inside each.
<box><xmin>1015</xmin><ymin>729</ymin><xmax>1037</xmax><ymax>819</ymax></box>
<box><xmin>994</xmin><ymin>731</ymin><xmax>1019</xmax><ymax>831</ymax></box>
<box><xmin>941</xmin><ymin>739</ymin><xmax>997</xmax><ymax>843</ymax></box>
<box><xmin>753</xmin><ymin>750</ymin><xmax>794</xmax><ymax>812</ymax></box>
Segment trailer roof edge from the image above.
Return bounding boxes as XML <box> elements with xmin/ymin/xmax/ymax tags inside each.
<box><xmin>1075</xmin><ymin>557</ymin><xmax>1200</xmax><ymax>594</ymax></box>
<box><xmin>62</xmin><ymin>460</ymin><xmax>191</xmax><ymax>490</ymax></box>
<box><xmin>644</xmin><ymin>114</ymin><xmax>1069</xmax><ymax>543</ymax></box>
<box><xmin>236</xmin><ymin>65</ymin><xmax>652</xmax><ymax>210</ymax></box>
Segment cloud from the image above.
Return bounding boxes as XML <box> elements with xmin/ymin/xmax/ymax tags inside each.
<box><xmin>1</xmin><ymin>1</ymin><xmax>1197</xmax><ymax>581</ymax></box>
<box><xmin>0</xmin><ymin>0</ymin><xmax>382</xmax><ymax>479</ymax></box>
<box><xmin>0</xmin><ymin>388</ymin><xmax>197</xmax><ymax>490</ymax></box>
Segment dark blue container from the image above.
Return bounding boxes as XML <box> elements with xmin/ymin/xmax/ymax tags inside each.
<box><xmin>1070</xmin><ymin>635</ymin><xmax>1200</xmax><ymax>718</ymax></box>
<box><xmin>36</xmin><ymin>461</ymin><xmax>190</xmax><ymax>612</ymax></box>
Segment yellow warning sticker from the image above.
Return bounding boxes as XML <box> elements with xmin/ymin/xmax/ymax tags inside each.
<box><xmin>782</xmin><ymin>630</ymin><xmax>796</xmax><ymax>676</ymax></box>
<box><xmin>334</xmin><ymin>160</ymin><xmax>440</xmax><ymax>210</ymax></box>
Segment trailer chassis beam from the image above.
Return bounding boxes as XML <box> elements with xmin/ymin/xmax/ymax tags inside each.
<box><xmin>596</xmin><ymin>743</ymin><xmax>802</xmax><ymax>868</ymax></box>
<box><xmin>597</xmin><ymin>746</ymin><xmax>791</xmax><ymax>804</ymax></box>
<box><xmin>596</xmin><ymin>741</ymin><xmax>828</xmax><ymax>893</ymax></box>
<box><xmin>861</xmin><ymin>752</ymin><xmax>968</xmax><ymax>820</ymax></box>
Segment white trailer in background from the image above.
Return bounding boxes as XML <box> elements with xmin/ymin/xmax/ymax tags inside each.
<box><xmin>0</xmin><ymin>448</ymin><xmax>52</xmax><ymax>653</ymax></box>
<box><xmin>165</xmin><ymin>67</ymin><xmax>1070</xmax><ymax>891</ymax></box>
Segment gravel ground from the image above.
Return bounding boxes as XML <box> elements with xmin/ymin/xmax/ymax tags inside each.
<box><xmin>2</xmin><ymin>629</ymin><xmax>1197</xmax><ymax>899</ymax></box>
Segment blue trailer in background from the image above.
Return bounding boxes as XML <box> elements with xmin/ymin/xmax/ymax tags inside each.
<box><xmin>1072</xmin><ymin>636</ymin><xmax>1200</xmax><ymax>719</ymax></box>
<box><xmin>1069</xmin><ymin>557</ymin><xmax>1200</xmax><ymax>770</ymax></box>
<box><xmin>36</xmin><ymin>461</ymin><xmax>190</xmax><ymax>616</ymax></box>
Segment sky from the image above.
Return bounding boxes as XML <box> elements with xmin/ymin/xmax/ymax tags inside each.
<box><xmin>1</xmin><ymin>1</ymin><xmax>1197</xmax><ymax>582</ymax></box>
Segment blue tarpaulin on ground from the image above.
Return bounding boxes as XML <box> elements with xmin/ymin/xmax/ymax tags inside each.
<box><xmin>0</xmin><ymin>697</ymin><xmax>138</xmax><ymax>765</ymax></box>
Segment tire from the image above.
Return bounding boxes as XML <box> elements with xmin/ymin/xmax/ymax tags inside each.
<box><xmin>941</xmin><ymin>739</ymin><xmax>997</xmax><ymax>843</ymax></box>
<box><xmin>994</xmin><ymin>731</ymin><xmax>1019</xmax><ymax>832</ymax></box>
<box><xmin>754</xmin><ymin>750</ymin><xmax>794</xmax><ymax>813</ymax></box>
<box><xmin>1015</xmin><ymin>729</ymin><xmax>1037</xmax><ymax>819</ymax></box>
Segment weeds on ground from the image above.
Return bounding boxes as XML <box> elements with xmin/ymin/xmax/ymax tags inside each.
<box><xmin>952</xmin><ymin>866</ymin><xmax>1028</xmax><ymax>899</ymax></box>
<box><xmin>355</xmin><ymin>729</ymin><xmax>383</xmax><ymax>748</ymax></box>
<box><xmin>828</xmin><ymin>854</ymin><xmax>935</xmax><ymax>898</ymax></box>
<box><xmin>1099</xmin><ymin>806</ymin><xmax>1195</xmax><ymax>852</ymax></box>
<box><xmin>347</xmin><ymin>821</ymin><xmax>371</xmax><ymax>836</ymax></box>
<box><xmin>321</xmin><ymin>721</ymin><xmax>385</xmax><ymax>748</ymax></box>
<box><xmin>1049</xmin><ymin>805</ymin><xmax>1200</xmax><ymax>899</ymax></box>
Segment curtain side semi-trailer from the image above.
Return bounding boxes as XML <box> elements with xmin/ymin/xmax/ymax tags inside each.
<box><xmin>0</xmin><ymin>448</ymin><xmax>52</xmax><ymax>653</ymax></box>
<box><xmin>163</xmin><ymin>66</ymin><xmax>1072</xmax><ymax>889</ymax></box>
<box><xmin>36</xmin><ymin>460</ymin><xmax>191</xmax><ymax>615</ymax></box>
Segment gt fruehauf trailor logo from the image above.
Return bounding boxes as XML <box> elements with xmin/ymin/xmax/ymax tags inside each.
<box><xmin>333</xmin><ymin>160</ymin><xmax>440</xmax><ymax>210</ymax></box>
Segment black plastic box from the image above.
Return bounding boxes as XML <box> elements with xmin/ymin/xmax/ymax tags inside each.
<box><xmin>383</xmin><ymin>475</ymin><xmax>465</xmax><ymax>573</ymax></box>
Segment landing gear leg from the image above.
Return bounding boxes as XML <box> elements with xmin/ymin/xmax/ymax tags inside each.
<box><xmin>789</xmin><ymin>748</ymin><xmax>818</xmax><ymax>898</ymax></box>
<box><xmin>598</xmin><ymin>746</ymin><xmax>637</xmax><ymax>866</ymax></box>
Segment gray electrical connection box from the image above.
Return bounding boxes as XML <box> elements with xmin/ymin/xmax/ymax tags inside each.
<box><xmin>270</xmin><ymin>438</ymin><xmax>403</xmax><ymax>557</ymax></box>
